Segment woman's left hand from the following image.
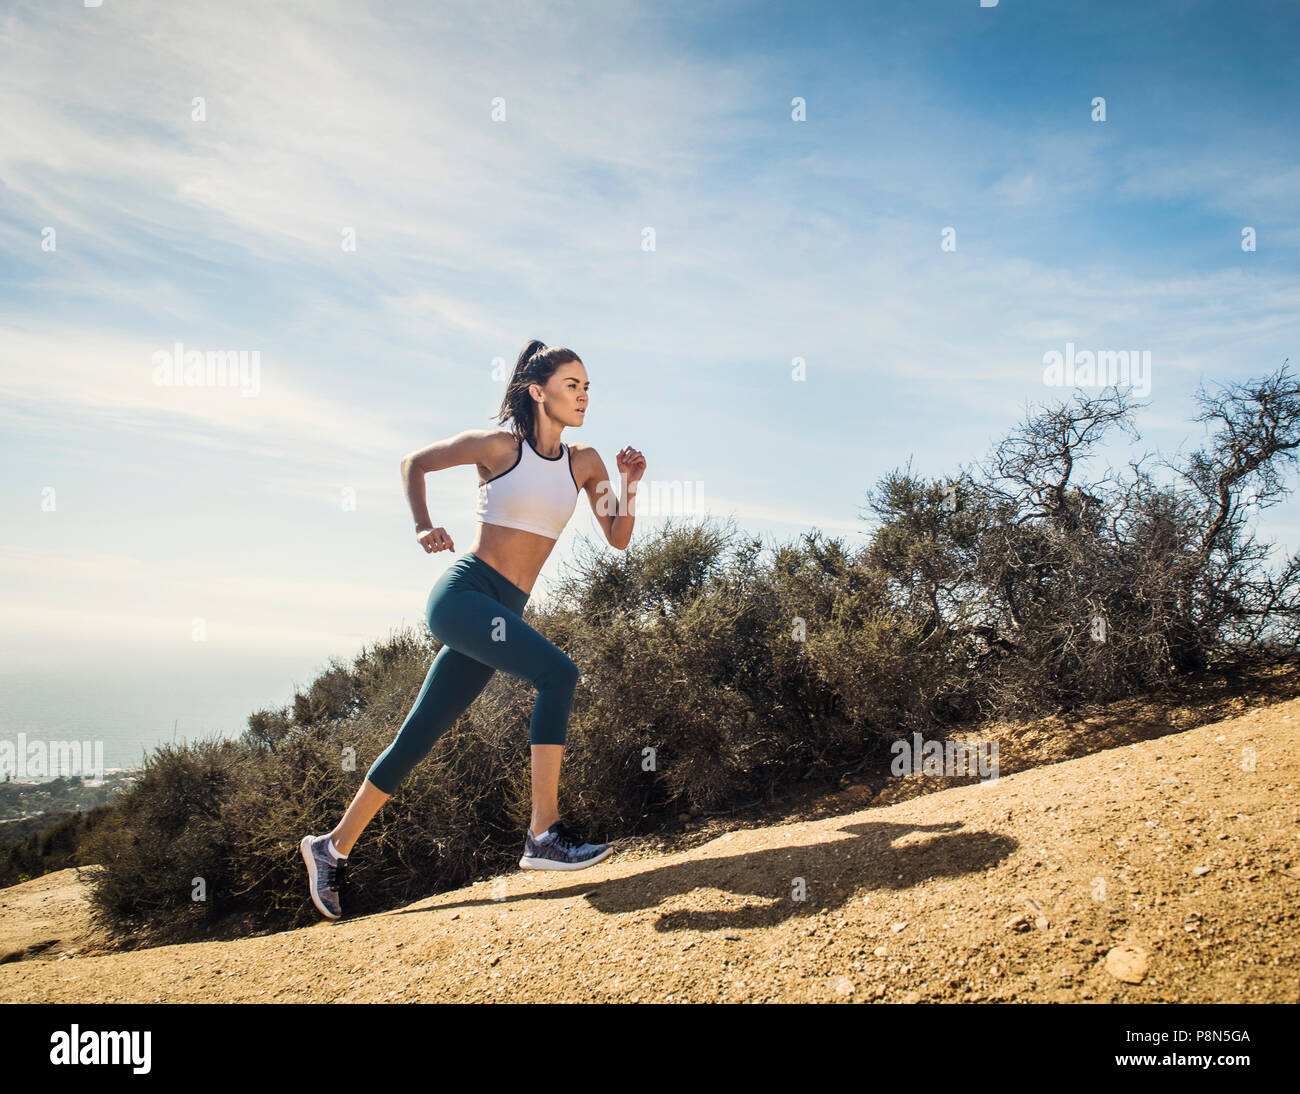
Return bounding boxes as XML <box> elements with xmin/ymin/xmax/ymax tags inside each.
<box><xmin>616</xmin><ymin>446</ymin><xmax>646</xmax><ymax>485</ymax></box>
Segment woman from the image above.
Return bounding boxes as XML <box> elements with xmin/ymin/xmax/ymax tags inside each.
<box><xmin>300</xmin><ymin>340</ymin><xmax>645</xmax><ymax>920</ymax></box>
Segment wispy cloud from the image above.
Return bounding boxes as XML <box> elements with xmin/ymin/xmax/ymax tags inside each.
<box><xmin>1</xmin><ymin>0</ymin><xmax>1296</xmax><ymax>740</ymax></box>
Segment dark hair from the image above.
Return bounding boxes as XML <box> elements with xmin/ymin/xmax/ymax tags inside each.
<box><xmin>493</xmin><ymin>339</ymin><xmax>584</xmax><ymax>445</ymax></box>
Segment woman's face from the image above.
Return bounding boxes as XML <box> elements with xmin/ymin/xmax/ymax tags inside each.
<box><xmin>537</xmin><ymin>363</ymin><xmax>589</xmax><ymax>426</ymax></box>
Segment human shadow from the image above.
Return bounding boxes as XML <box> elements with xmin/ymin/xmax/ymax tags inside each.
<box><xmin>400</xmin><ymin>819</ymin><xmax>1017</xmax><ymax>933</ymax></box>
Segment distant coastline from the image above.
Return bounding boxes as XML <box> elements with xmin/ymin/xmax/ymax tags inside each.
<box><xmin>0</xmin><ymin>769</ymin><xmax>142</xmax><ymax>826</ymax></box>
<box><xmin>3</xmin><ymin>766</ymin><xmax>145</xmax><ymax>784</ymax></box>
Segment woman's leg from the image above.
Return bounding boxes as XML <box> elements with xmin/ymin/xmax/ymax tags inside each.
<box><xmin>428</xmin><ymin>585</ymin><xmax>579</xmax><ymax>748</ymax></box>
<box><xmin>325</xmin><ymin>572</ymin><xmax>578</xmax><ymax>856</ymax></box>
<box><xmin>328</xmin><ymin>643</ymin><xmax>496</xmax><ymax>855</ymax></box>
<box><xmin>428</xmin><ymin>585</ymin><xmax>579</xmax><ymax>828</ymax></box>
<box><xmin>329</xmin><ymin>777</ymin><xmax>390</xmax><ymax>856</ymax></box>
<box><xmin>365</xmin><ymin>643</ymin><xmax>497</xmax><ymax>795</ymax></box>
<box><xmin>530</xmin><ymin>745</ymin><xmax>563</xmax><ymax>835</ymax></box>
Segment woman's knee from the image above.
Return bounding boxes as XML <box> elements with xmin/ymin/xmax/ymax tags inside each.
<box><xmin>537</xmin><ymin>650</ymin><xmax>579</xmax><ymax>692</ymax></box>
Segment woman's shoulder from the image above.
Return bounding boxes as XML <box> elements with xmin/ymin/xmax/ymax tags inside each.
<box><xmin>566</xmin><ymin>440</ymin><xmax>599</xmax><ymax>465</ymax></box>
<box><xmin>473</xmin><ymin>430</ymin><xmax>522</xmax><ymax>481</ymax></box>
<box><xmin>459</xmin><ymin>427</ymin><xmax>517</xmax><ymax>446</ymax></box>
<box><xmin>481</xmin><ymin>429</ymin><xmax>522</xmax><ymax>453</ymax></box>
<box><xmin>565</xmin><ymin>442</ymin><xmax>603</xmax><ymax>490</ymax></box>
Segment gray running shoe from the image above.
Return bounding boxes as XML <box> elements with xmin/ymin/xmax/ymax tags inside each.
<box><xmin>300</xmin><ymin>834</ymin><xmax>344</xmax><ymax>919</ymax></box>
<box><xmin>519</xmin><ymin>820</ymin><xmax>613</xmax><ymax>871</ymax></box>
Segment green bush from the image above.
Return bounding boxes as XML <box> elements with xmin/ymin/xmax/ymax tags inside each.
<box><xmin>0</xmin><ymin>804</ymin><xmax>114</xmax><ymax>888</ymax></box>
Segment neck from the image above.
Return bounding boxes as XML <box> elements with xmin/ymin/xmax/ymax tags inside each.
<box><xmin>530</xmin><ymin>425</ymin><xmax>563</xmax><ymax>457</ymax></box>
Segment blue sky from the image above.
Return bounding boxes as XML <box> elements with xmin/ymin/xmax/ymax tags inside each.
<box><xmin>1</xmin><ymin>0</ymin><xmax>1297</xmax><ymax>768</ymax></box>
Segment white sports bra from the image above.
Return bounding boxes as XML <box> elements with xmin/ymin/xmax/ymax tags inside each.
<box><xmin>475</xmin><ymin>435</ymin><xmax>581</xmax><ymax>540</ymax></box>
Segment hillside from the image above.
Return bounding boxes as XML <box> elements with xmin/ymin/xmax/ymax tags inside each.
<box><xmin>2</xmin><ymin>690</ymin><xmax>1296</xmax><ymax>1003</ymax></box>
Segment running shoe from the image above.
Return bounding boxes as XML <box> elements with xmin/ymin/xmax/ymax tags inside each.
<box><xmin>519</xmin><ymin>820</ymin><xmax>612</xmax><ymax>871</ymax></box>
<box><xmin>300</xmin><ymin>834</ymin><xmax>344</xmax><ymax>919</ymax></box>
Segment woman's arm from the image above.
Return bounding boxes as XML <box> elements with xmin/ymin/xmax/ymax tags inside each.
<box><xmin>401</xmin><ymin>429</ymin><xmax>502</xmax><ymax>552</ymax></box>
<box><xmin>578</xmin><ymin>445</ymin><xmax>646</xmax><ymax>550</ymax></box>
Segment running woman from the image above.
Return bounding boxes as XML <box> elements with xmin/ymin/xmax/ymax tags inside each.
<box><xmin>301</xmin><ymin>340</ymin><xmax>645</xmax><ymax>920</ymax></box>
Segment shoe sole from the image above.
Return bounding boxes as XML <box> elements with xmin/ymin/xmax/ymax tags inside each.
<box><xmin>518</xmin><ymin>845</ymin><xmax>613</xmax><ymax>871</ymax></box>
<box><xmin>300</xmin><ymin>835</ymin><xmax>341</xmax><ymax>919</ymax></box>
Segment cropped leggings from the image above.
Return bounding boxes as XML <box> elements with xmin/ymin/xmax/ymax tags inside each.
<box><xmin>365</xmin><ymin>552</ymin><xmax>579</xmax><ymax>795</ymax></box>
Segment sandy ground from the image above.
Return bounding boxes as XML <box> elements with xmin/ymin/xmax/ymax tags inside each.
<box><xmin>0</xmin><ymin>866</ymin><xmax>106</xmax><ymax>966</ymax></box>
<box><xmin>2</xmin><ymin>690</ymin><xmax>1296</xmax><ymax>1004</ymax></box>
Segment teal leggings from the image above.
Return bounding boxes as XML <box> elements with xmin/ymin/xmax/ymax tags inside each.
<box><xmin>365</xmin><ymin>552</ymin><xmax>578</xmax><ymax>794</ymax></box>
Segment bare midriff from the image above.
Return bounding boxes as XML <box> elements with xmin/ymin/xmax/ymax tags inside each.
<box><xmin>465</xmin><ymin>520</ymin><xmax>555</xmax><ymax>596</ymax></box>
<box><xmin>465</xmin><ymin>438</ymin><xmax>578</xmax><ymax>596</ymax></box>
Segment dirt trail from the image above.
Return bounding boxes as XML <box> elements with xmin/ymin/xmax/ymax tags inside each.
<box><xmin>2</xmin><ymin>696</ymin><xmax>1297</xmax><ymax>1003</ymax></box>
<box><xmin>0</xmin><ymin>866</ymin><xmax>106</xmax><ymax>966</ymax></box>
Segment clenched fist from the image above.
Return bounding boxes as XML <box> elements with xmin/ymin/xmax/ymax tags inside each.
<box><xmin>416</xmin><ymin>526</ymin><xmax>455</xmax><ymax>554</ymax></box>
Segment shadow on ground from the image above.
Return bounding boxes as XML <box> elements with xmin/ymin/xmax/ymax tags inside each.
<box><xmin>395</xmin><ymin>819</ymin><xmax>1017</xmax><ymax>932</ymax></box>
